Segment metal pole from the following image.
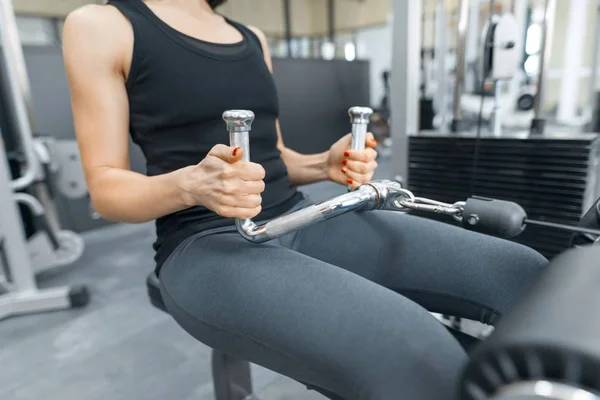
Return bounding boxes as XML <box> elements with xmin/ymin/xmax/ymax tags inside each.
<box><xmin>509</xmin><ymin>0</ymin><xmax>528</xmax><ymax>108</ymax></box>
<box><xmin>434</xmin><ymin>0</ymin><xmax>449</xmax><ymax>127</ymax></box>
<box><xmin>586</xmin><ymin>0</ymin><xmax>600</xmax><ymax>131</ymax></box>
<box><xmin>531</xmin><ymin>0</ymin><xmax>557</xmax><ymax>134</ymax></box>
<box><xmin>283</xmin><ymin>0</ymin><xmax>293</xmax><ymax>57</ymax></box>
<box><xmin>0</xmin><ymin>139</ymin><xmax>36</xmax><ymax>291</ymax></box>
<box><xmin>0</xmin><ymin>0</ymin><xmax>39</xmax><ymax>190</ymax></box>
<box><xmin>391</xmin><ymin>0</ymin><xmax>422</xmax><ymax>184</ymax></box>
<box><xmin>557</xmin><ymin>0</ymin><xmax>589</xmax><ymax>125</ymax></box>
<box><xmin>451</xmin><ymin>0</ymin><xmax>470</xmax><ymax>132</ymax></box>
<box><xmin>465</xmin><ymin>0</ymin><xmax>480</xmax><ymax>93</ymax></box>
<box><xmin>327</xmin><ymin>0</ymin><xmax>335</xmax><ymax>43</ymax></box>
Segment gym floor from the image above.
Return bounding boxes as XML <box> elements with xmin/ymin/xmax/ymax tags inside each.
<box><xmin>0</xmin><ymin>161</ymin><xmax>395</xmax><ymax>400</ymax></box>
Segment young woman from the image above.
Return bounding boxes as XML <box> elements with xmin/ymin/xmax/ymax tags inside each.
<box><xmin>63</xmin><ymin>1</ymin><xmax>547</xmax><ymax>398</ymax></box>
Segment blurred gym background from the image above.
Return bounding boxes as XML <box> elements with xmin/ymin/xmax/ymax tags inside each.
<box><xmin>1</xmin><ymin>0</ymin><xmax>599</xmax><ymax>399</ymax></box>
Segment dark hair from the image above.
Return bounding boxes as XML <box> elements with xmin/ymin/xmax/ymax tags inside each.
<box><xmin>208</xmin><ymin>0</ymin><xmax>227</xmax><ymax>8</ymax></box>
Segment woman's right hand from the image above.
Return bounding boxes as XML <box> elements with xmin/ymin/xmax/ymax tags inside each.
<box><xmin>178</xmin><ymin>144</ymin><xmax>266</xmax><ymax>219</ymax></box>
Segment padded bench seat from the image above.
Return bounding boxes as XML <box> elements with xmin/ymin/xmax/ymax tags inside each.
<box><xmin>146</xmin><ymin>272</ymin><xmax>256</xmax><ymax>400</ymax></box>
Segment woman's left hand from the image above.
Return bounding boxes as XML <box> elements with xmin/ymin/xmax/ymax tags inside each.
<box><xmin>327</xmin><ymin>132</ymin><xmax>378</xmax><ymax>190</ymax></box>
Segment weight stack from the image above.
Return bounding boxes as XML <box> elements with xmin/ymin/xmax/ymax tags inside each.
<box><xmin>408</xmin><ymin>132</ymin><xmax>600</xmax><ymax>259</ymax></box>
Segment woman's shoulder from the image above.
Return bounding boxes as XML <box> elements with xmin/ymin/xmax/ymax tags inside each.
<box><xmin>221</xmin><ymin>18</ymin><xmax>267</xmax><ymax>52</ymax></box>
<box><xmin>245</xmin><ymin>25</ymin><xmax>268</xmax><ymax>45</ymax></box>
<box><xmin>64</xmin><ymin>4</ymin><xmax>134</xmax><ymax>54</ymax></box>
<box><xmin>63</xmin><ymin>4</ymin><xmax>134</xmax><ymax>83</ymax></box>
<box><xmin>65</xmin><ymin>4</ymin><xmax>128</xmax><ymax>33</ymax></box>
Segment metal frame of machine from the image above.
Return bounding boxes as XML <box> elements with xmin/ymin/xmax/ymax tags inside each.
<box><xmin>0</xmin><ymin>0</ymin><xmax>88</xmax><ymax>320</ymax></box>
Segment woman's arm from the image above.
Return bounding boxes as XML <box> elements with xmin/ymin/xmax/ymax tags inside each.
<box><xmin>64</xmin><ymin>6</ymin><xmax>189</xmax><ymax>223</ymax></box>
<box><xmin>274</xmin><ymin>120</ymin><xmax>330</xmax><ymax>186</ymax></box>
<box><xmin>248</xmin><ymin>26</ymin><xmax>378</xmax><ymax>189</ymax></box>
<box><xmin>64</xmin><ymin>6</ymin><xmax>264</xmax><ymax>223</ymax></box>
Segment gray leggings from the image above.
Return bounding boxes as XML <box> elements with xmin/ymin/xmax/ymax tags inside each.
<box><xmin>159</xmin><ymin>199</ymin><xmax>548</xmax><ymax>400</ymax></box>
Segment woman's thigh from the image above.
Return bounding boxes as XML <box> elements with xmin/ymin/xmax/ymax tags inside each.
<box><xmin>291</xmin><ymin>211</ymin><xmax>548</xmax><ymax>324</ymax></box>
<box><xmin>159</xmin><ymin>231</ymin><xmax>467</xmax><ymax>400</ymax></box>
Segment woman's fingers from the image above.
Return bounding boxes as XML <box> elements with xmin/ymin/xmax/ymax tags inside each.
<box><xmin>239</xmin><ymin>179</ymin><xmax>266</xmax><ymax>195</ymax></box>
<box><xmin>235</xmin><ymin>161</ymin><xmax>266</xmax><ymax>181</ymax></box>
<box><xmin>343</xmin><ymin>159</ymin><xmax>378</xmax><ymax>175</ymax></box>
<box><xmin>215</xmin><ymin>204</ymin><xmax>262</xmax><ymax>219</ymax></box>
<box><xmin>366</xmin><ymin>132</ymin><xmax>378</xmax><ymax>148</ymax></box>
<box><xmin>220</xmin><ymin>193</ymin><xmax>263</xmax><ymax>208</ymax></box>
<box><xmin>342</xmin><ymin>167</ymin><xmax>373</xmax><ymax>186</ymax></box>
<box><xmin>344</xmin><ymin>148</ymin><xmax>378</xmax><ymax>162</ymax></box>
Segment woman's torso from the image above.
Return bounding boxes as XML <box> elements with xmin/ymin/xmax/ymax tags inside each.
<box><xmin>107</xmin><ymin>0</ymin><xmax>302</xmax><ymax>269</ymax></box>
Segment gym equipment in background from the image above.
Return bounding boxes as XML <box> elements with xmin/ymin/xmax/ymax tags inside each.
<box><xmin>585</xmin><ymin>0</ymin><xmax>600</xmax><ymax>133</ymax></box>
<box><xmin>530</xmin><ymin>0</ymin><xmax>556</xmax><ymax>135</ymax></box>
<box><xmin>407</xmin><ymin>132</ymin><xmax>600</xmax><ymax>259</ymax></box>
<box><xmin>0</xmin><ymin>134</ymin><xmax>89</xmax><ymax>320</ymax></box>
<box><xmin>0</xmin><ymin>1</ymin><xmax>89</xmax><ymax>319</ymax></box>
<box><xmin>0</xmin><ymin>1</ymin><xmax>86</xmax><ymax>274</ymax></box>
<box><xmin>460</xmin><ymin>9</ymin><xmax>534</xmax><ymax>132</ymax></box>
<box><xmin>23</xmin><ymin>136</ymin><xmax>85</xmax><ymax>274</ymax></box>
<box><xmin>0</xmin><ymin>0</ymin><xmax>89</xmax><ymax>319</ymax></box>
<box><xmin>409</xmin><ymin>0</ymin><xmax>599</xmax><ymax>259</ymax></box>
<box><xmin>420</xmin><ymin>50</ymin><xmax>436</xmax><ymax>130</ymax></box>
<box><xmin>460</xmin><ymin>244</ymin><xmax>600</xmax><ymax>400</ymax></box>
<box><xmin>481</xmin><ymin>12</ymin><xmax>522</xmax><ymax>134</ymax></box>
<box><xmin>450</xmin><ymin>0</ymin><xmax>470</xmax><ymax>132</ymax></box>
<box><xmin>447</xmin><ymin>0</ymin><xmax>556</xmax><ymax>134</ymax></box>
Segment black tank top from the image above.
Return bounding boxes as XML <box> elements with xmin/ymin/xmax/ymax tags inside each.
<box><xmin>108</xmin><ymin>0</ymin><xmax>302</xmax><ymax>270</ymax></box>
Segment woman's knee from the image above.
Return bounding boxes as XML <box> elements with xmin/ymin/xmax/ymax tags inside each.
<box><xmin>478</xmin><ymin>238</ymin><xmax>547</xmax><ymax>311</ymax></box>
<box><xmin>386</xmin><ymin>215</ymin><xmax>548</xmax><ymax>322</ymax></box>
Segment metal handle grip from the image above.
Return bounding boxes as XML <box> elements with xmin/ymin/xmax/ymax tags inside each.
<box><xmin>222</xmin><ymin>109</ymin><xmax>395</xmax><ymax>243</ymax></box>
<box><xmin>347</xmin><ymin>107</ymin><xmax>373</xmax><ymax>190</ymax></box>
<box><xmin>349</xmin><ymin>107</ymin><xmax>373</xmax><ymax>152</ymax></box>
<box><xmin>235</xmin><ymin>187</ymin><xmax>379</xmax><ymax>243</ymax></box>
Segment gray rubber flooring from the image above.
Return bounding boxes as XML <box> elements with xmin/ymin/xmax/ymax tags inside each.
<box><xmin>0</xmin><ymin>175</ymin><xmax>393</xmax><ymax>400</ymax></box>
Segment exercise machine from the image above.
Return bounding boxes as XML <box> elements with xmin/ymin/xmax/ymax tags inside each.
<box><xmin>224</xmin><ymin>108</ymin><xmax>600</xmax><ymax>399</ymax></box>
<box><xmin>223</xmin><ymin>109</ymin><xmax>599</xmax><ymax>245</ymax></box>
<box><xmin>459</xmin><ymin>7</ymin><xmax>536</xmax><ymax>132</ymax></box>
<box><xmin>448</xmin><ymin>0</ymin><xmax>556</xmax><ymax>135</ymax></box>
<box><xmin>0</xmin><ymin>135</ymin><xmax>89</xmax><ymax>320</ymax></box>
<box><xmin>147</xmin><ymin>105</ymin><xmax>599</xmax><ymax>399</ymax></box>
<box><xmin>0</xmin><ymin>0</ymin><xmax>89</xmax><ymax>320</ymax></box>
<box><xmin>460</xmin><ymin>244</ymin><xmax>600</xmax><ymax>400</ymax></box>
<box><xmin>0</xmin><ymin>0</ymin><xmax>85</xmax><ymax>276</ymax></box>
<box><xmin>467</xmin><ymin>12</ymin><xmax>530</xmax><ymax>133</ymax></box>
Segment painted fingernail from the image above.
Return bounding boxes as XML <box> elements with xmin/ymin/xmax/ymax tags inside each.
<box><xmin>342</xmin><ymin>159</ymin><xmax>348</xmax><ymax>166</ymax></box>
<box><xmin>341</xmin><ymin>168</ymin><xmax>347</xmax><ymax>174</ymax></box>
<box><xmin>232</xmin><ymin>147</ymin><xmax>240</xmax><ymax>156</ymax></box>
<box><xmin>344</xmin><ymin>151</ymin><xmax>350</xmax><ymax>157</ymax></box>
<box><xmin>347</xmin><ymin>179</ymin><xmax>353</xmax><ymax>185</ymax></box>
